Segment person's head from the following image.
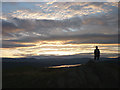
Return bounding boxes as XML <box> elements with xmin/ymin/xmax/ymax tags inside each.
<box><xmin>96</xmin><ymin>46</ymin><xmax>98</xmax><ymax>49</ymax></box>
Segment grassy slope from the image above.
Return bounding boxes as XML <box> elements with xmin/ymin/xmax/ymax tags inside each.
<box><xmin>3</xmin><ymin>60</ymin><xmax>119</xmax><ymax>88</ymax></box>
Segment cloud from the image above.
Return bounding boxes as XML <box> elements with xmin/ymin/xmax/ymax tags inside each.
<box><xmin>4</xmin><ymin>2</ymin><xmax>117</xmax><ymax>20</ymax></box>
<box><xmin>2</xmin><ymin>43</ymin><xmax>36</xmax><ymax>48</ymax></box>
<box><xmin>8</xmin><ymin>16</ymin><xmax>82</xmax><ymax>36</ymax></box>
<box><xmin>2</xmin><ymin>2</ymin><xmax>118</xmax><ymax>49</ymax></box>
<box><xmin>64</xmin><ymin>34</ymin><xmax>118</xmax><ymax>44</ymax></box>
<box><xmin>3</xmin><ymin>33</ymin><xmax>118</xmax><ymax>44</ymax></box>
<box><xmin>2</xmin><ymin>0</ymin><xmax>119</xmax><ymax>2</ymax></box>
<box><xmin>1</xmin><ymin>2</ymin><xmax>119</xmax><ymax>59</ymax></box>
<box><xmin>2</xmin><ymin>20</ymin><xmax>18</xmax><ymax>33</ymax></box>
<box><xmin>2</xmin><ymin>20</ymin><xmax>24</xmax><ymax>38</ymax></box>
<box><xmin>2</xmin><ymin>40</ymin><xmax>36</xmax><ymax>48</ymax></box>
<box><xmin>2</xmin><ymin>11</ymin><xmax>118</xmax><ymax>45</ymax></box>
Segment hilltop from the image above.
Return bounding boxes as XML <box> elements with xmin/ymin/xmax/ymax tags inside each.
<box><xmin>3</xmin><ymin>58</ymin><xmax>119</xmax><ymax>88</ymax></box>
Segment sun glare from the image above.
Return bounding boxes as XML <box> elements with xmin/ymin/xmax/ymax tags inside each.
<box><xmin>1</xmin><ymin>41</ymin><xmax>119</xmax><ymax>58</ymax></box>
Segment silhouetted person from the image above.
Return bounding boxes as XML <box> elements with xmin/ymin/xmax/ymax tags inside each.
<box><xmin>94</xmin><ymin>46</ymin><xmax>100</xmax><ymax>60</ymax></box>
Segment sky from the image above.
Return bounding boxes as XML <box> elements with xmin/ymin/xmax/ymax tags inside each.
<box><xmin>1</xmin><ymin>2</ymin><xmax>119</xmax><ymax>58</ymax></box>
<box><xmin>1</xmin><ymin>0</ymin><xmax>119</xmax><ymax>2</ymax></box>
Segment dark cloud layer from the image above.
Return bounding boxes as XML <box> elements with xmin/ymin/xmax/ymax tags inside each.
<box><xmin>2</xmin><ymin>43</ymin><xmax>35</xmax><ymax>48</ymax></box>
<box><xmin>3</xmin><ymin>34</ymin><xmax>118</xmax><ymax>45</ymax></box>
<box><xmin>2</xmin><ymin>40</ymin><xmax>36</xmax><ymax>48</ymax></box>
<box><xmin>2</xmin><ymin>20</ymin><xmax>23</xmax><ymax>38</ymax></box>
<box><xmin>2</xmin><ymin>15</ymin><xmax>118</xmax><ymax>48</ymax></box>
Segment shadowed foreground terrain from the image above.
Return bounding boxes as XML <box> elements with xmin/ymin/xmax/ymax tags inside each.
<box><xmin>3</xmin><ymin>59</ymin><xmax>119</xmax><ymax>88</ymax></box>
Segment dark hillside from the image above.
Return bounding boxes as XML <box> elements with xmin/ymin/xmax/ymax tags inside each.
<box><xmin>3</xmin><ymin>59</ymin><xmax>119</xmax><ymax>88</ymax></box>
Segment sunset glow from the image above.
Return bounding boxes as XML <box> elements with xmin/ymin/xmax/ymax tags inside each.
<box><xmin>1</xmin><ymin>43</ymin><xmax>119</xmax><ymax>58</ymax></box>
<box><xmin>1</xmin><ymin>2</ymin><xmax>119</xmax><ymax>58</ymax></box>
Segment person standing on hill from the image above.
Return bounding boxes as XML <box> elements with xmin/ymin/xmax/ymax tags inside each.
<box><xmin>94</xmin><ymin>46</ymin><xmax>100</xmax><ymax>60</ymax></box>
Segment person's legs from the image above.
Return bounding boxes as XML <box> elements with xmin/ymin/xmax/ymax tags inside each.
<box><xmin>94</xmin><ymin>56</ymin><xmax>96</xmax><ymax>60</ymax></box>
<box><xmin>97</xmin><ymin>56</ymin><xmax>100</xmax><ymax>60</ymax></box>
